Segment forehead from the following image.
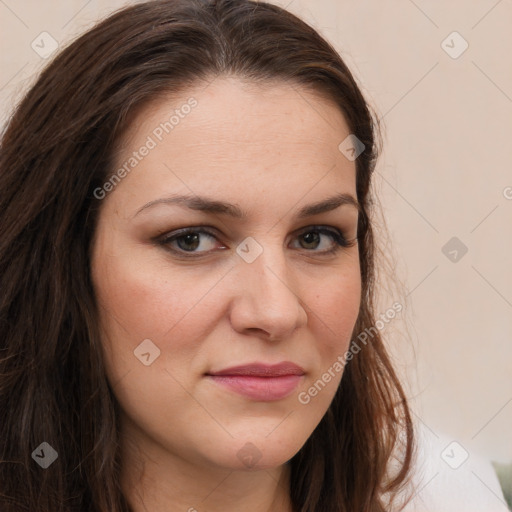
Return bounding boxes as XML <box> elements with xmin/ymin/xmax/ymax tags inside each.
<box><xmin>117</xmin><ymin>75</ymin><xmax>352</xmax><ymax>157</ymax></box>
<box><xmin>107</xmin><ymin>76</ymin><xmax>357</xmax><ymax>212</ymax></box>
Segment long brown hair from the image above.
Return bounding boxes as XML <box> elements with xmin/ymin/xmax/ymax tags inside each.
<box><xmin>0</xmin><ymin>0</ymin><xmax>414</xmax><ymax>510</ymax></box>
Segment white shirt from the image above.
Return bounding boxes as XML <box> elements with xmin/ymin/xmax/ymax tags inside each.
<box><xmin>400</xmin><ymin>421</ymin><xmax>509</xmax><ymax>512</ymax></box>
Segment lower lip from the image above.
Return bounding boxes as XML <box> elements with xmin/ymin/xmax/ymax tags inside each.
<box><xmin>207</xmin><ymin>375</ymin><xmax>303</xmax><ymax>401</ymax></box>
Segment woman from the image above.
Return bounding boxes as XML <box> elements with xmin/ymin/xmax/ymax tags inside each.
<box><xmin>0</xmin><ymin>0</ymin><xmax>415</xmax><ymax>510</ymax></box>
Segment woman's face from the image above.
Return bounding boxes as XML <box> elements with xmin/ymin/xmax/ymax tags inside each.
<box><xmin>91</xmin><ymin>76</ymin><xmax>361</xmax><ymax>472</ymax></box>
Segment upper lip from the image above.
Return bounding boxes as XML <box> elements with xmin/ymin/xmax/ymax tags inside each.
<box><xmin>207</xmin><ymin>362</ymin><xmax>305</xmax><ymax>377</ymax></box>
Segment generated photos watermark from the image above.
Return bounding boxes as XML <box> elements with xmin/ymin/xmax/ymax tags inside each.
<box><xmin>93</xmin><ymin>97</ymin><xmax>198</xmax><ymax>200</ymax></box>
<box><xmin>298</xmin><ymin>301</ymin><xmax>403</xmax><ymax>404</ymax></box>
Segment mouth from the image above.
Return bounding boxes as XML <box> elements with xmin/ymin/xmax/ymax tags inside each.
<box><xmin>205</xmin><ymin>362</ymin><xmax>305</xmax><ymax>401</ymax></box>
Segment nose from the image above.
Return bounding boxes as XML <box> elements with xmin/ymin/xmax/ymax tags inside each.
<box><xmin>228</xmin><ymin>243</ymin><xmax>308</xmax><ymax>341</ymax></box>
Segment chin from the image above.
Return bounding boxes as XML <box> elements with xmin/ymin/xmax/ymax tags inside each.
<box><xmin>205</xmin><ymin>435</ymin><xmax>305</xmax><ymax>472</ymax></box>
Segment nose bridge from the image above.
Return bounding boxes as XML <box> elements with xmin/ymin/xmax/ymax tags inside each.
<box><xmin>240</xmin><ymin>236</ymin><xmax>292</xmax><ymax>297</ymax></box>
<box><xmin>229</xmin><ymin>235</ymin><xmax>306</xmax><ymax>338</ymax></box>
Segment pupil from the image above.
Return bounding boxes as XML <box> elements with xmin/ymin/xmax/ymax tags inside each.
<box><xmin>179</xmin><ymin>233</ymin><xmax>200</xmax><ymax>251</ymax></box>
<box><xmin>303</xmin><ymin>231</ymin><xmax>319</xmax><ymax>248</ymax></box>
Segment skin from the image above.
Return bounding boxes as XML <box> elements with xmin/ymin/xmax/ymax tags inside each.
<box><xmin>91</xmin><ymin>76</ymin><xmax>361</xmax><ymax>512</ymax></box>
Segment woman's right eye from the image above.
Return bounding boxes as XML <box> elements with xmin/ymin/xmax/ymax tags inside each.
<box><xmin>158</xmin><ymin>227</ymin><xmax>225</xmax><ymax>256</ymax></box>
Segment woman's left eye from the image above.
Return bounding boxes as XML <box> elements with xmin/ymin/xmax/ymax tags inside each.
<box><xmin>291</xmin><ymin>227</ymin><xmax>354</xmax><ymax>254</ymax></box>
<box><xmin>157</xmin><ymin>226</ymin><xmax>355</xmax><ymax>257</ymax></box>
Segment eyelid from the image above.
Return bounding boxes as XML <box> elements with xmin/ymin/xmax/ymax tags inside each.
<box><xmin>156</xmin><ymin>226</ymin><xmax>223</xmax><ymax>250</ymax></box>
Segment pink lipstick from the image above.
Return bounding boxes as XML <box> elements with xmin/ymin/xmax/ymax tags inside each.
<box><xmin>206</xmin><ymin>362</ymin><xmax>305</xmax><ymax>401</ymax></box>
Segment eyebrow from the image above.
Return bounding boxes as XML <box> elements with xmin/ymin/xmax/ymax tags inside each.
<box><xmin>134</xmin><ymin>192</ymin><xmax>360</xmax><ymax>219</ymax></box>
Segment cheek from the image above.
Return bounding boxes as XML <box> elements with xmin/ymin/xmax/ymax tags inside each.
<box><xmin>91</xmin><ymin>250</ymin><xmax>228</xmax><ymax>441</ymax></box>
<box><xmin>92</xmin><ymin>245</ymin><xmax>230</xmax><ymax>373</ymax></box>
<box><xmin>299</xmin><ymin>261</ymin><xmax>361</xmax><ymax>400</ymax></box>
<box><xmin>310</xmin><ymin>263</ymin><xmax>362</xmax><ymax>351</ymax></box>
<box><xmin>294</xmin><ymin>269</ymin><xmax>361</xmax><ymax>414</ymax></box>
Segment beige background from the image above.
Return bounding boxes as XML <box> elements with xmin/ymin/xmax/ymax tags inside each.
<box><xmin>1</xmin><ymin>0</ymin><xmax>511</xmax><ymax>473</ymax></box>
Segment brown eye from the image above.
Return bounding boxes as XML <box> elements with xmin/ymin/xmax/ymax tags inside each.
<box><xmin>292</xmin><ymin>226</ymin><xmax>354</xmax><ymax>255</ymax></box>
<box><xmin>157</xmin><ymin>225</ymin><xmax>355</xmax><ymax>258</ymax></box>
<box><xmin>174</xmin><ymin>232</ymin><xmax>201</xmax><ymax>251</ymax></box>
<box><xmin>299</xmin><ymin>231</ymin><xmax>321</xmax><ymax>250</ymax></box>
<box><xmin>159</xmin><ymin>228</ymin><xmax>222</xmax><ymax>255</ymax></box>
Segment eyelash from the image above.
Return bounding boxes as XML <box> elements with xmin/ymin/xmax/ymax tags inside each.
<box><xmin>156</xmin><ymin>225</ymin><xmax>356</xmax><ymax>258</ymax></box>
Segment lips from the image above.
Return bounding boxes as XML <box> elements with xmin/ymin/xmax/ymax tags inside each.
<box><xmin>207</xmin><ymin>362</ymin><xmax>305</xmax><ymax>377</ymax></box>
<box><xmin>206</xmin><ymin>362</ymin><xmax>305</xmax><ymax>401</ymax></box>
